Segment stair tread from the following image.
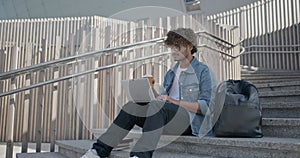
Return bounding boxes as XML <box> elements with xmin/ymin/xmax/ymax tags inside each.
<box><xmin>16</xmin><ymin>152</ymin><xmax>68</xmax><ymax>158</ymax></box>
<box><xmin>243</xmin><ymin>75</ymin><xmax>300</xmax><ymax>78</ymax></box>
<box><xmin>241</xmin><ymin>69</ymin><xmax>300</xmax><ymax>74</ymax></box>
<box><xmin>263</xmin><ymin>118</ymin><xmax>300</xmax><ymax>126</ymax></box>
<box><xmin>56</xmin><ymin>136</ymin><xmax>300</xmax><ymax>153</ymax></box>
<box><xmin>111</xmin><ymin>150</ymin><xmax>217</xmax><ymax>158</ymax></box>
<box><xmin>259</xmin><ymin>90</ymin><xmax>300</xmax><ymax>97</ymax></box>
<box><xmin>246</xmin><ymin>79</ymin><xmax>300</xmax><ymax>84</ymax></box>
<box><xmin>254</xmin><ymin>81</ymin><xmax>300</xmax><ymax>88</ymax></box>
<box><xmin>262</xmin><ymin>102</ymin><xmax>300</xmax><ymax>108</ymax></box>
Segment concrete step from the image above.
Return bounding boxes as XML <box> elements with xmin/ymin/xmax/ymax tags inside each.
<box><xmin>241</xmin><ymin>68</ymin><xmax>300</xmax><ymax>75</ymax></box>
<box><xmin>259</xmin><ymin>90</ymin><xmax>300</xmax><ymax>102</ymax></box>
<box><xmin>254</xmin><ymin>81</ymin><xmax>300</xmax><ymax>92</ymax></box>
<box><xmin>56</xmin><ymin>139</ymin><xmax>134</xmax><ymax>158</ymax></box>
<box><xmin>247</xmin><ymin>79</ymin><xmax>300</xmax><ymax>84</ymax></box>
<box><xmin>16</xmin><ymin>152</ymin><xmax>68</xmax><ymax>158</ymax></box>
<box><xmin>262</xmin><ymin>102</ymin><xmax>300</xmax><ymax>118</ymax></box>
<box><xmin>56</xmin><ymin>139</ymin><xmax>216</xmax><ymax>158</ymax></box>
<box><xmin>110</xmin><ymin>150</ymin><xmax>217</xmax><ymax>158</ymax></box>
<box><xmin>156</xmin><ymin>136</ymin><xmax>300</xmax><ymax>158</ymax></box>
<box><xmin>241</xmin><ymin>70</ymin><xmax>300</xmax><ymax>84</ymax></box>
<box><xmin>242</xmin><ymin>75</ymin><xmax>300</xmax><ymax>79</ymax></box>
<box><xmin>56</xmin><ymin>136</ymin><xmax>300</xmax><ymax>158</ymax></box>
<box><xmin>262</xmin><ymin>118</ymin><xmax>300</xmax><ymax>138</ymax></box>
<box><xmin>241</xmin><ymin>71</ymin><xmax>300</xmax><ymax>76</ymax></box>
<box><xmin>90</xmin><ymin>118</ymin><xmax>300</xmax><ymax>140</ymax></box>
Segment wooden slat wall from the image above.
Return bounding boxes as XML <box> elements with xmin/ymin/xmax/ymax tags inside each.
<box><xmin>208</xmin><ymin>0</ymin><xmax>300</xmax><ymax>70</ymax></box>
<box><xmin>0</xmin><ymin>16</ymin><xmax>131</xmax><ymax>143</ymax></box>
<box><xmin>0</xmin><ymin>13</ymin><xmax>240</xmax><ymax>156</ymax></box>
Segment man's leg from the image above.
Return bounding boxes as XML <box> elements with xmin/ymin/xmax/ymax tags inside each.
<box><xmin>130</xmin><ymin>101</ymin><xmax>191</xmax><ymax>158</ymax></box>
<box><xmin>92</xmin><ymin>101</ymin><xmax>148</xmax><ymax>157</ymax></box>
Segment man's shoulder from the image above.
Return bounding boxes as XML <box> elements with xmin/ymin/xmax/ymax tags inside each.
<box><xmin>191</xmin><ymin>58</ymin><xmax>209</xmax><ymax>70</ymax></box>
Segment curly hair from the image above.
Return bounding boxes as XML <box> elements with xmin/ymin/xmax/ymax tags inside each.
<box><xmin>164</xmin><ymin>28</ymin><xmax>198</xmax><ymax>54</ymax></box>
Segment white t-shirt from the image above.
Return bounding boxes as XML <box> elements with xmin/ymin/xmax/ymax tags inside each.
<box><xmin>169</xmin><ymin>67</ymin><xmax>187</xmax><ymax>100</ymax></box>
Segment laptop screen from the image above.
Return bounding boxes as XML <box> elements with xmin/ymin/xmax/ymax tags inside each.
<box><xmin>121</xmin><ymin>78</ymin><xmax>156</xmax><ymax>103</ymax></box>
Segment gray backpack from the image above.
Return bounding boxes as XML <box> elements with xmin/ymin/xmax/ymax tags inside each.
<box><xmin>213</xmin><ymin>80</ymin><xmax>263</xmax><ymax>138</ymax></box>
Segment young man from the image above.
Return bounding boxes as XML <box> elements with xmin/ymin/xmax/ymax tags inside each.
<box><xmin>82</xmin><ymin>28</ymin><xmax>213</xmax><ymax>158</ymax></box>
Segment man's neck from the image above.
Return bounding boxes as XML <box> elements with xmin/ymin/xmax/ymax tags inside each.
<box><xmin>179</xmin><ymin>56</ymin><xmax>193</xmax><ymax>68</ymax></box>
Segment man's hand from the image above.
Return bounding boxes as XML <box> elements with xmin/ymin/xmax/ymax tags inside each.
<box><xmin>157</xmin><ymin>95</ymin><xmax>201</xmax><ymax>114</ymax></box>
<box><xmin>157</xmin><ymin>95</ymin><xmax>178</xmax><ymax>105</ymax></box>
<box><xmin>157</xmin><ymin>95</ymin><xmax>169</xmax><ymax>101</ymax></box>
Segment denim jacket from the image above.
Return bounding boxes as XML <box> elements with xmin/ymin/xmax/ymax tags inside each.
<box><xmin>162</xmin><ymin>57</ymin><xmax>213</xmax><ymax>136</ymax></box>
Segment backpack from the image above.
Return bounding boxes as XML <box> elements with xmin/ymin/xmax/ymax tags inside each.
<box><xmin>213</xmin><ymin>80</ymin><xmax>263</xmax><ymax>138</ymax></box>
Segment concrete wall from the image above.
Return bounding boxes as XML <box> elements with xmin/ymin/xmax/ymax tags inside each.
<box><xmin>0</xmin><ymin>0</ymin><xmax>259</xmax><ymax>20</ymax></box>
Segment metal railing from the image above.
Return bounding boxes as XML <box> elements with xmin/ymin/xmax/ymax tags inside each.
<box><xmin>0</xmin><ymin>30</ymin><xmax>238</xmax><ymax>80</ymax></box>
<box><xmin>241</xmin><ymin>45</ymin><xmax>300</xmax><ymax>70</ymax></box>
<box><xmin>0</xmin><ymin>30</ymin><xmax>242</xmax><ymax>98</ymax></box>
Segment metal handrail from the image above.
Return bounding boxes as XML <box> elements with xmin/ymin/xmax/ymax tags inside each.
<box><xmin>0</xmin><ymin>51</ymin><xmax>171</xmax><ymax>97</ymax></box>
<box><xmin>0</xmin><ymin>29</ymin><xmax>243</xmax><ymax>97</ymax></box>
<box><xmin>241</xmin><ymin>50</ymin><xmax>300</xmax><ymax>54</ymax></box>
<box><xmin>198</xmin><ymin>44</ymin><xmax>245</xmax><ymax>58</ymax></box>
<box><xmin>0</xmin><ymin>30</ymin><xmax>238</xmax><ymax>81</ymax></box>
<box><xmin>0</xmin><ymin>44</ymin><xmax>245</xmax><ymax>97</ymax></box>
<box><xmin>0</xmin><ymin>37</ymin><xmax>165</xmax><ymax>80</ymax></box>
<box><xmin>197</xmin><ymin>30</ymin><xmax>236</xmax><ymax>47</ymax></box>
<box><xmin>245</xmin><ymin>45</ymin><xmax>300</xmax><ymax>48</ymax></box>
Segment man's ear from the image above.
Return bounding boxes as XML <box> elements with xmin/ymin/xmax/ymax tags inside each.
<box><xmin>187</xmin><ymin>45</ymin><xmax>193</xmax><ymax>51</ymax></box>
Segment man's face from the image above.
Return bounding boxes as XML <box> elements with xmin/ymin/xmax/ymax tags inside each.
<box><xmin>170</xmin><ymin>44</ymin><xmax>192</xmax><ymax>61</ymax></box>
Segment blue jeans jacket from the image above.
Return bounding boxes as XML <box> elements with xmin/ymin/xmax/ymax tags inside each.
<box><xmin>161</xmin><ymin>57</ymin><xmax>214</xmax><ymax>136</ymax></box>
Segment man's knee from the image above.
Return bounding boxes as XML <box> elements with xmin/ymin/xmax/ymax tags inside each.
<box><xmin>146</xmin><ymin>100</ymin><xmax>166</xmax><ymax>116</ymax></box>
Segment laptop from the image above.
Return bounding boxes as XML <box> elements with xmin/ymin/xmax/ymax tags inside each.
<box><xmin>121</xmin><ymin>78</ymin><xmax>156</xmax><ymax>104</ymax></box>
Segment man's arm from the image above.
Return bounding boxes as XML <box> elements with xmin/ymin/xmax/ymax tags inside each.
<box><xmin>157</xmin><ymin>95</ymin><xmax>201</xmax><ymax>114</ymax></box>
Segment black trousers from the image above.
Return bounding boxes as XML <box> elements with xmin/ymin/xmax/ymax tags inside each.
<box><xmin>92</xmin><ymin>100</ymin><xmax>193</xmax><ymax>158</ymax></box>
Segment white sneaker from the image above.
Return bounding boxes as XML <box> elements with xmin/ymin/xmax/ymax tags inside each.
<box><xmin>81</xmin><ymin>149</ymin><xmax>99</xmax><ymax>158</ymax></box>
<box><xmin>130</xmin><ymin>156</ymin><xmax>139</xmax><ymax>158</ymax></box>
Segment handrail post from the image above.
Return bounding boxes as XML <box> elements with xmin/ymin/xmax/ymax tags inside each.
<box><xmin>6</xmin><ymin>46</ymin><xmax>18</xmax><ymax>158</ymax></box>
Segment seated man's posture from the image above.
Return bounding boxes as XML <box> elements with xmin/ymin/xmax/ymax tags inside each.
<box><xmin>82</xmin><ymin>28</ymin><xmax>213</xmax><ymax>158</ymax></box>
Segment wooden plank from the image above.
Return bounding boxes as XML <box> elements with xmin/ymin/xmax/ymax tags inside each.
<box><xmin>12</xmin><ymin>19</ymin><xmax>23</xmax><ymax>142</ymax></box>
<box><xmin>0</xmin><ymin>49</ymin><xmax>6</xmax><ymax>141</ymax></box>
<box><xmin>55</xmin><ymin>33</ymin><xmax>65</xmax><ymax>139</ymax></box>
<box><xmin>296</xmin><ymin>0</ymin><xmax>300</xmax><ymax>69</ymax></box>
<box><xmin>283</xmin><ymin>0</ymin><xmax>289</xmax><ymax>70</ymax></box>
<box><xmin>64</xmin><ymin>18</ymin><xmax>72</xmax><ymax>140</ymax></box>
<box><xmin>239</xmin><ymin>7</ymin><xmax>245</xmax><ymax>65</ymax></box>
<box><xmin>69</xmin><ymin>33</ymin><xmax>76</xmax><ymax>140</ymax></box>
<box><xmin>17</xmin><ymin>19</ymin><xmax>25</xmax><ymax>143</ymax></box>
<box><xmin>41</xmin><ymin>32</ymin><xmax>51</xmax><ymax>143</ymax></box>
<box><xmin>50</xmin><ymin>35</ymin><xmax>60</xmax><ymax>152</ymax></box>
<box><xmin>43</xmin><ymin>19</ymin><xmax>50</xmax><ymax>144</ymax></box>
<box><xmin>287</xmin><ymin>0</ymin><xmax>293</xmax><ymax>70</ymax></box>
<box><xmin>35</xmin><ymin>39</ymin><xmax>45</xmax><ymax>152</ymax></box>
<box><xmin>29</xmin><ymin>20</ymin><xmax>37</xmax><ymax>142</ymax></box>
<box><xmin>256</xmin><ymin>1</ymin><xmax>262</xmax><ymax>68</ymax></box>
<box><xmin>273</xmin><ymin>0</ymin><xmax>279</xmax><ymax>69</ymax></box>
<box><xmin>291</xmin><ymin>0</ymin><xmax>296</xmax><ymax>63</ymax></box>
<box><xmin>61</xmin><ymin>18</ymin><xmax>70</xmax><ymax>140</ymax></box>
<box><xmin>25</xmin><ymin>22</ymin><xmax>34</xmax><ymax>144</ymax></box>
<box><xmin>3</xmin><ymin>21</ymin><xmax>12</xmax><ymax>133</ymax></box>
<box><xmin>21</xmin><ymin>41</ymin><xmax>32</xmax><ymax>153</ymax></box>
<box><xmin>99</xmin><ymin>25</ymin><xmax>111</xmax><ymax>128</ymax></box>
<box><xmin>57</xmin><ymin>19</ymin><xmax>66</xmax><ymax>141</ymax></box>
<box><xmin>43</xmin><ymin>20</ymin><xmax>51</xmax><ymax>143</ymax></box>
<box><xmin>6</xmin><ymin>46</ymin><xmax>18</xmax><ymax>158</ymax></box>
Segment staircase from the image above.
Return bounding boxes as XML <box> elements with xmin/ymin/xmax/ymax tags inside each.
<box><xmin>17</xmin><ymin>69</ymin><xmax>300</xmax><ymax>158</ymax></box>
